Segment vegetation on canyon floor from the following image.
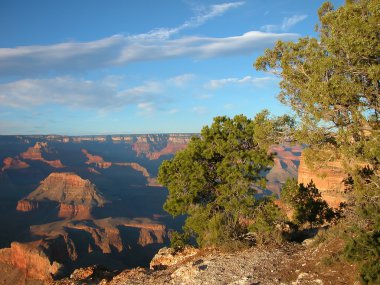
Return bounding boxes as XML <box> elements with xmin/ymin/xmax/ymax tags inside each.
<box><xmin>158</xmin><ymin>0</ymin><xmax>380</xmax><ymax>284</ymax></box>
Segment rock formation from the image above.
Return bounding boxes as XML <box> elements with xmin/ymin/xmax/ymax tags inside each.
<box><xmin>1</xmin><ymin>157</ymin><xmax>29</xmax><ymax>171</ymax></box>
<box><xmin>297</xmin><ymin>155</ymin><xmax>347</xmax><ymax>207</ymax></box>
<box><xmin>149</xmin><ymin>246</ymin><xmax>199</xmax><ymax>270</ymax></box>
<box><xmin>0</xmin><ymin>217</ymin><xmax>167</xmax><ymax>284</ymax></box>
<box><xmin>20</xmin><ymin>142</ymin><xmax>65</xmax><ymax>168</ymax></box>
<box><xmin>82</xmin><ymin>148</ymin><xmax>107</xmax><ymax>165</ymax></box>
<box><xmin>58</xmin><ymin>203</ymin><xmax>92</xmax><ymax>220</ymax></box>
<box><xmin>81</xmin><ymin>149</ymin><xmax>158</xmax><ymax>185</ymax></box>
<box><xmin>0</xmin><ymin>239</ymin><xmax>66</xmax><ymax>282</ymax></box>
<box><xmin>146</xmin><ymin>136</ymin><xmax>190</xmax><ymax>160</ymax></box>
<box><xmin>16</xmin><ymin>199</ymin><xmax>39</xmax><ymax>212</ymax></box>
<box><xmin>16</xmin><ymin>172</ymin><xmax>106</xmax><ymax>219</ymax></box>
<box><xmin>132</xmin><ymin>134</ymin><xmax>192</xmax><ymax>160</ymax></box>
<box><xmin>265</xmin><ymin>145</ymin><xmax>302</xmax><ymax>196</ymax></box>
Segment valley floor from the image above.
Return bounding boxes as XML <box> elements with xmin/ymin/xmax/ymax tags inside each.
<box><xmin>53</xmin><ymin>238</ymin><xmax>358</xmax><ymax>285</ymax></box>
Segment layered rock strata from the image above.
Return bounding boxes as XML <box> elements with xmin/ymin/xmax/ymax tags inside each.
<box><xmin>16</xmin><ymin>172</ymin><xmax>106</xmax><ymax>219</ymax></box>
<box><xmin>297</xmin><ymin>155</ymin><xmax>347</xmax><ymax>207</ymax></box>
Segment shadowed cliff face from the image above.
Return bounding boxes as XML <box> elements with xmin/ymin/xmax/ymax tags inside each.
<box><xmin>0</xmin><ymin>217</ymin><xmax>167</xmax><ymax>282</ymax></box>
<box><xmin>265</xmin><ymin>145</ymin><xmax>302</xmax><ymax>196</ymax></box>
<box><xmin>0</xmin><ymin>135</ymin><xmax>187</xmax><ymax>284</ymax></box>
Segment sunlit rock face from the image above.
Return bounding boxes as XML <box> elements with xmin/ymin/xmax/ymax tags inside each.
<box><xmin>1</xmin><ymin>157</ymin><xmax>29</xmax><ymax>171</ymax></box>
<box><xmin>0</xmin><ymin>239</ymin><xmax>66</xmax><ymax>282</ymax></box>
<box><xmin>16</xmin><ymin>199</ymin><xmax>39</xmax><ymax>212</ymax></box>
<box><xmin>297</xmin><ymin>155</ymin><xmax>348</xmax><ymax>208</ymax></box>
<box><xmin>16</xmin><ymin>172</ymin><xmax>106</xmax><ymax>219</ymax></box>
<box><xmin>20</xmin><ymin>142</ymin><xmax>65</xmax><ymax>168</ymax></box>
<box><xmin>132</xmin><ymin>134</ymin><xmax>192</xmax><ymax>160</ymax></box>
<box><xmin>23</xmin><ymin>172</ymin><xmax>105</xmax><ymax>206</ymax></box>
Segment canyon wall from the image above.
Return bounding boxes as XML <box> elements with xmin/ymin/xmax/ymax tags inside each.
<box><xmin>297</xmin><ymin>155</ymin><xmax>347</xmax><ymax>208</ymax></box>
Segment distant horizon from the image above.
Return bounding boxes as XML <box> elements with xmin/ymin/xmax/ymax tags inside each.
<box><xmin>0</xmin><ymin>132</ymin><xmax>199</xmax><ymax>137</ymax></box>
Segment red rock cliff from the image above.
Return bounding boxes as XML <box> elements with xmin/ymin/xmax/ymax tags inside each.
<box><xmin>16</xmin><ymin>199</ymin><xmax>39</xmax><ymax>212</ymax></box>
<box><xmin>297</xmin><ymin>155</ymin><xmax>347</xmax><ymax>207</ymax></box>
<box><xmin>1</xmin><ymin>157</ymin><xmax>29</xmax><ymax>171</ymax></box>
<box><xmin>58</xmin><ymin>203</ymin><xmax>92</xmax><ymax>220</ymax></box>
<box><xmin>16</xmin><ymin>173</ymin><xmax>106</xmax><ymax>219</ymax></box>
<box><xmin>0</xmin><ymin>241</ymin><xmax>64</xmax><ymax>282</ymax></box>
<box><xmin>20</xmin><ymin>142</ymin><xmax>64</xmax><ymax>168</ymax></box>
<box><xmin>132</xmin><ymin>134</ymin><xmax>192</xmax><ymax>160</ymax></box>
<box><xmin>25</xmin><ymin>172</ymin><xmax>105</xmax><ymax>207</ymax></box>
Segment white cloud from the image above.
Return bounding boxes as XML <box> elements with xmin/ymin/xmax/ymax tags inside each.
<box><xmin>0</xmin><ymin>76</ymin><xmax>164</xmax><ymax>110</ymax></box>
<box><xmin>261</xmin><ymin>14</ymin><xmax>307</xmax><ymax>32</ymax></box>
<box><xmin>0</xmin><ymin>31</ymin><xmax>298</xmax><ymax>77</ymax></box>
<box><xmin>167</xmin><ymin>73</ymin><xmax>195</xmax><ymax>87</ymax></box>
<box><xmin>281</xmin><ymin>15</ymin><xmax>308</xmax><ymax>31</ymax></box>
<box><xmin>137</xmin><ymin>102</ymin><xmax>156</xmax><ymax>115</ymax></box>
<box><xmin>133</xmin><ymin>2</ymin><xmax>245</xmax><ymax>40</ymax></box>
<box><xmin>206</xmin><ymin>75</ymin><xmax>276</xmax><ymax>89</ymax></box>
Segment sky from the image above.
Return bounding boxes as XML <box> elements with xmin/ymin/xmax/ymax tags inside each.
<box><xmin>0</xmin><ymin>0</ymin><xmax>344</xmax><ymax>135</ymax></box>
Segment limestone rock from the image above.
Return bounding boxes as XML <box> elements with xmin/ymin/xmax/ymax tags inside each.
<box><xmin>149</xmin><ymin>247</ymin><xmax>199</xmax><ymax>270</ymax></box>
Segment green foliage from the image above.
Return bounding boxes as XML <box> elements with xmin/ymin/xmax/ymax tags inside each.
<box><xmin>158</xmin><ymin>112</ymin><xmax>292</xmax><ymax>247</ymax></box>
<box><xmin>255</xmin><ymin>0</ymin><xmax>379</xmax><ymax>281</ymax></box>
<box><xmin>169</xmin><ymin>231</ymin><xmax>190</xmax><ymax>250</ymax></box>
<box><xmin>281</xmin><ymin>179</ymin><xmax>341</xmax><ymax>228</ymax></box>
<box><xmin>343</xmin><ymin>166</ymin><xmax>380</xmax><ymax>284</ymax></box>
<box><xmin>255</xmin><ymin>0</ymin><xmax>380</xmax><ymax>166</ymax></box>
<box><xmin>248</xmin><ymin>196</ymin><xmax>287</xmax><ymax>245</ymax></box>
<box><xmin>344</xmin><ymin>230</ymin><xmax>380</xmax><ymax>285</ymax></box>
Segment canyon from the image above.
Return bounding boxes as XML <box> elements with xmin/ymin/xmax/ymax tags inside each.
<box><xmin>0</xmin><ymin>134</ymin><xmax>191</xmax><ymax>284</ymax></box>
<box><xmin>0</xmin><ymin>134</ymin><xmax>348</xmax><ymax>284</ymax></box>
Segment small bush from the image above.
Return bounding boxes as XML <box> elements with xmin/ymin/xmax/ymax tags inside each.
<box><xmin>169</xmin><ymin>231</ymin><xmax>190</xmax><ymax>250</ymax></box>
<box><xmin>344</xmin><ymin>230</ymin><xmax>380</xmax><ymax>285</ymax></box>
<box><xmin>281</xmin><ymin>179</ymin><xmax>342</xmax><ymax>228</ymax></box>
<box><xmin>248</xmin><ymin>196</ymin><xmax>287</xmax><ymax>245</ymax></box>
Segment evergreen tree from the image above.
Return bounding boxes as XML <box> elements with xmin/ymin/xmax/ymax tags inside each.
<box><xmin>158</xmin><ymin>111</ymin><xmax>291</xmax><ymax>246</ymax></box>
<box><xmin>255</xmin><ymin>1</ymin><xmax>379</xmax><ymax>282</ymax></box>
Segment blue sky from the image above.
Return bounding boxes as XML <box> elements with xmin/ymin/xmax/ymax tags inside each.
<box><xmin>0</xmin><ymin>0</ymin><xmax>343</xmax><ymax>135</ymax></box>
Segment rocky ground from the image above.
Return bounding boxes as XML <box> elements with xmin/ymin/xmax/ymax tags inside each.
<box><xmin>52</xmin><ymin>236</ymin><xmax>358</xmax><ymax>285</ymax></box>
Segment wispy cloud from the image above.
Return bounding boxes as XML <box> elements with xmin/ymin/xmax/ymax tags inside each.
<box><xmin>261</xmin><ymin>14</ymin><xmax>307</xmax><ymax>32</ymax></box>
<box><xmin>133</xmin><ymin>2</ymin><xmax>245</xmax><ymax>40</ymax></box>
<box><xmin>0</xmin><ymin>31</ymin><xmax>298</xmax><ymax>77</ymax></box>
<box><xmin>206</xmin><ymin>75</ymin><xmax>276</xmax><ymax>89</ymax></box>
<box><xmin>137</xmin><ymin>102</ymin><xmax>156</xmax><ymax>115</ymax></box>
<box><xmin>0</xmin><ymin>76</ymin><xmax>164</xmax><ymax>110</ymax></box>
<box><xmin>281</xmin><ymin>15</ymin><xmax>308</xmax><ymax>31</ymax></box>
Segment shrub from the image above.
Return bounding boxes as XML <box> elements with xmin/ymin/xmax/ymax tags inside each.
<box><xmin>281</xmin><ymin>179</ymin><xmax>341</xmax><ymax>228</ymax></box>
<box><xmin>248</xmin><ymin>196</ymin><xmax>287</xmax><ymax>245</ymax></box>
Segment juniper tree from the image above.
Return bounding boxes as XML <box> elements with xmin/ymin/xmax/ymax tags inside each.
<box><xmin>158</xmin><ymin>111</ymin><xmax>292</xmax><ymax>247</ymax></box>
<box><xmin>255</xmin><ymin>1</ymin><xmax>379</xmax><ymax>282</ymax></box>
